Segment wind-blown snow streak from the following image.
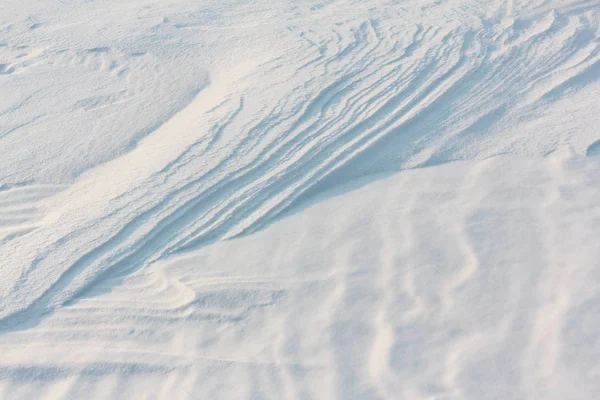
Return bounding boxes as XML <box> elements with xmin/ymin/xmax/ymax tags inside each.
<box><xmin>0</xmin><ymin>0</ymin><xmax>599</xmax><ymax>397</ymax></box>
<box><xmin>1</xmin><ymin>0</ymin><xmax>599</xmax><ymax>326</ymax></box>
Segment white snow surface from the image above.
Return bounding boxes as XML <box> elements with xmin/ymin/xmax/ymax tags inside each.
<box><xmin>1</xmin><ymin>0</ymin><xmax>600</xmax><ymax>398</ymax></box>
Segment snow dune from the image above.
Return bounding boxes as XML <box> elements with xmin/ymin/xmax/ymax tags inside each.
<box><xmin>1</xmin><ymin>0</ymin><xmax>599</xmax><ymax>398</ymax></box>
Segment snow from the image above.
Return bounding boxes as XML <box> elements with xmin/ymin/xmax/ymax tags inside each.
<box><xmin>1</xmin><ymin>0</ymin><xmax>599</xmax><ymax>399</ymax></box>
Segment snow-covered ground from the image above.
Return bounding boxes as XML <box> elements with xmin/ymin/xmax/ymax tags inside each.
<box><xmin>1</xmin><ymin>0</ymin><xmax>599</xmax><ymax>399</ymax></box>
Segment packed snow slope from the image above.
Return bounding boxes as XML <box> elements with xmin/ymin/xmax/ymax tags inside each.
<box><xmin>1</xmin><ymin>0</ymin><xmax>599</xmax><ymax>399</ymax></box>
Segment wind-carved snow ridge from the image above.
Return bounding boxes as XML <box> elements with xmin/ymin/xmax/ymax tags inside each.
<box><xmin>1</xmin><ymin>0</ymin><xmax>600</xmax><ymax>329</ymax></box>
<box><xmin>0</xmin><ymin>0</ymin><xmax>600</xmax><ymax>397</ymax></box>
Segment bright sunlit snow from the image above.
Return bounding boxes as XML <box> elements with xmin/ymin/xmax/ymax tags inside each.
<box><xmin>1</xmin><ymin>0</ymin><xmax>599</xmax><ymax>399</ymax></box>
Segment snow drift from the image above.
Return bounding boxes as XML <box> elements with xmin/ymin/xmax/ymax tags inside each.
<box><xmin>1</xmin><ymin>0</ymin><xmax>599</xmax><ymax>398</ymax></box>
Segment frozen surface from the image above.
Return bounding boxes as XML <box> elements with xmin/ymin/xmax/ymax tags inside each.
<box><xmin>1</xmin><ymin>0</ymin><xmax>599</xmax><ymax>399</ymax></box>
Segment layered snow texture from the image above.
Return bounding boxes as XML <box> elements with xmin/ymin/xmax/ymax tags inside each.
<box><xmin>1</xmin><ymin>0</ymin><xmax>600</xmax><ymax>399</ymax></box>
